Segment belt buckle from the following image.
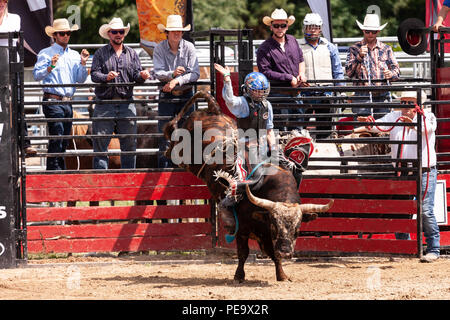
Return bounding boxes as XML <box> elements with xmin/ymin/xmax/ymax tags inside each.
<box><xmin>171</xmin><ymin>89</ymin><xmax>182</xmax><ymax>96</ymax></box>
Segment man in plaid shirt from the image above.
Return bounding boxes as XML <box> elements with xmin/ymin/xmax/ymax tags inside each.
<box><xmin>346</xmin><ymin>13</ymin><xmax>400</xmax><ymax>119</ymax></box>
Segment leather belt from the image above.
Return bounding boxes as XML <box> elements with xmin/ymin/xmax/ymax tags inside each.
<box><xmin>422</xmin><ymin>166</ymin><xmax>436</xmax><ymax>172</ymax></box>
<box><xmin>43</xmin><ymin>93</ymin><xmax>72</xmax><ymax>101</ymax></box>
<box><xmin>171</xmin><ymin>87</ymin><xmax>192</xmax><ymax>96</ymax></box>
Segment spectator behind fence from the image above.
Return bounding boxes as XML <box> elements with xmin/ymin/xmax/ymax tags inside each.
<box><xmin>0</xmin><ymin>0</ymin><xmax>36</xmax><ymax>155</ymax></box>
<box><xmin>90</xmin><ymin>17</ymin><xmax>151</xmax><ymax>170</ymax></box>
<box><xmin>345</xmin><ymin>13</ymin><xmax>400</xmax><ymax>119</ymax></box>
<box><xmin>153</xmin><ymin>14</ymin><xmax>200</xmax><ymax>169</ymax></box>
<box><xmin>433</xmin><ymin>0</ymin><xmax>450</xmax><ymax>32</ymax></box>
<box><xmin>299</xmin><ymin>13</ymin><xmax>344</xmax><ymax>139</ymax></box>
<box><xmin>354</xmin><ymin>91</ymin><xmax>440</xmax><ymax>263</ymax></box>
<box><xmin>257</xmin><ymin>8</ymin><xmax>307</xmax><ymax>132</ymax></box>
<box><xmin>33</xmin><ymin>18</ymin><xmax>89</xmax><ymax>170</ymax></box>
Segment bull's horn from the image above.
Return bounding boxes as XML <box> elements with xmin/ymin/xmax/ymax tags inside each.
<box><xmin>246</xmin><ymin>185</ymin><xmax>276</xmax><ymax>210</ymax></box>
<box><xmin>298</xmin><ymin>200</ymin><xmax>334</xmax><ymax>213</ymax></box>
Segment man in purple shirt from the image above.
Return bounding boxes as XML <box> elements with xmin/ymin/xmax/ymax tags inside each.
<box><xmin>257</xmin><ymin>8</ymin><xmax>307</xmax><ymax>132</ymax></box>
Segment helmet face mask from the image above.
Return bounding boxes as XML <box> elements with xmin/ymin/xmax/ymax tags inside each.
<box><xmin>244</xmin><ymin>72</ymin><xmax>270</xmax><ymax>102</ymax></box>
<box><xmin>303</xmin><ymin>13</ymin><xmax>323</xmax><ymax>41</ymax></box>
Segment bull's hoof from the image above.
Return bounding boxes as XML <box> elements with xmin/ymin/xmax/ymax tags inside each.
<box><xmin>234</xmin><ymin>271</ymin><xmax>245</xmax><ymax>283</ymax></box>
<box><xmin>277</xmin><ymin>275</ymin><xmax>292</xmax><ymax>282</ymax></box>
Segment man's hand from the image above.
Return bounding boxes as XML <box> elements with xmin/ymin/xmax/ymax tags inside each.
<box><xmin>383</xmin><ymin>69</ymin><xmax>393</xmax><ymax>80</ymax></box>
<box><xmin>163</xmin><ymin>78</ymin><xmax>179</xmax><ymax>92</ymax></box>
<box><xmin>172</xmin><ymin>66</ymin><xmax>185</xmax><ymax>78</ymax></box>
<box><xmin>290</xmin><ymin>75</ymin><xmax>299</xmax><ymax>88</ymax></box>
<box><xmin>140</xmin><ymin>69</ymin><xmax>151</xmax><ymax>80</ymax></box>
<box><xmin>359</xmin><ymin>45</ymin><xmax>368</xmax><ymax>59</ymax></box>
<box><xmin>433</xmin><ymin>21</ymin><xmax>443</xmax><ymax>32</ymax></box>
<box><xmin>80</xmin><ymin>49</ymin><xmax>89</xmax><ymax>66</ymax></box>
<box><xmin>51</xmin><ymin>54</ymin><xmax>59</xmax><ymax>66</ymax></box>
<box><xmin>106</xmin><ymin>71</ymin><xmax>119</xmax><ymax>81</ymax></box>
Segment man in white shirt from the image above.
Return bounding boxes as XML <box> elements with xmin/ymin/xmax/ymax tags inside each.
<box><xmin>355</xmin><ymin>91</ymin><xmax>440</xmax><ymax>262</ymax></box>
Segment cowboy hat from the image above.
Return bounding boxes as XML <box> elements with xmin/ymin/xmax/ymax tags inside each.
<box><xmin>397</xmin><ymin>18</ymin><xmax>428</xmax><ymax>56</ymax></box>
<box><xmin>157</xmin><ymin>15</ymin><xmax>191</xmax><ymax>32</ymax></box>
<box><xmin>99</xmin><ymin>17</ymin><xmax>130</xmax><ymax>40</ymax></box>
<box><xmin>45</xmin><ymin>18</ymin><xmax>79</xmax><ymax>37</ymax></box>
<box><xmin>263</xmin><ymin>8</ymin><xmax>295</xmax><ymax>26</ymax></box>
<box><xmin>401</xmin><ymin>90</ymin><xmax>428</xmax><ymax>102</ymax></box>
<box><xmin>356</xmin><ymin>13</ymin><xmax>387</xmax><ymax>31</ymax></box>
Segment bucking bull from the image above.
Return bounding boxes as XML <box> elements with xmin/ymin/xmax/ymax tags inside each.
<box><xmin>163</xmin><ymin>91</ymin><xmax>333</xmax><ymax>282</ymax></box>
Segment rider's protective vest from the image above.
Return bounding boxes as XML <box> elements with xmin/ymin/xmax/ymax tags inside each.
<box><xmin>299</xmin><ymin>37</ymin><xmax>333</xmax><ymax>84</ymax></box>
<box><xmin>236</xmin><ymin>97</ymin><xmax>269</xmax><ymax>139</ymax></box>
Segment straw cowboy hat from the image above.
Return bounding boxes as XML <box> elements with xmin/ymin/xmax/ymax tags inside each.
<box><xmin>99</xmin><ymin>17</ymin><xmax>130</xmax><ymax>40</ymax></box>
<box><xmin>356</xmin><ymin>13</ymin><xmax>388</xmax><ymax>31</ymax></box>
<box><xmin>157</xmin><ymin>15</ymin><xmax>191</xmax><ymax>32</ymax></box>
<box><xmin>45</xmin><ymin>18</ymin><xmax>79</xmax><ymax>37</ymax></box>
<box><xmin>401</xmin><ymin>90</ymin><xmax>428</xmax><ymax>102</ymax></box>
<box><xmin>263</xmin><ymin>8</ymin><xmax>295</xmax><ymax>26</ymax></box>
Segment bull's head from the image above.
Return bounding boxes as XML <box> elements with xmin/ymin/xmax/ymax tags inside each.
<box><xmin>246</xmin><ymin>185</ymin><xmax>333</xmax><ymax>259</ymax></box>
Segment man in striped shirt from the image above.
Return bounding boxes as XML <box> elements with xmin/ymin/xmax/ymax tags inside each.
<box><xmin>91</xmin><ymin>17</ymin><xmax>151</xmax><ymax>170</ymax></box>
<box><xmin>346</xmin><ymin>13</ymin><xmax>400</xmax><ymax>119</ymax></box>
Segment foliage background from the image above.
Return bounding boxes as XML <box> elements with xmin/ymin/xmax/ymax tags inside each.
<box><xmin>53</xmin><ymin>0</ymin><xmax>426</xmax><ymax>44</ymax></box>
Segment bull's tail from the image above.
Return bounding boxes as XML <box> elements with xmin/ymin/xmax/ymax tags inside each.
<box><xmin>163</xmin><ymin>90</ymin><xmax>221</xmax><ymax>140</ymax></box>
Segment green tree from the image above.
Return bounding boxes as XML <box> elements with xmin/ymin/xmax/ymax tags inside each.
<box><xmin>54</xmin><ymin>0</ymin><xmax>140</xmax><ymax>44</ymax></box>
<box><xmin>193</xmin><ymin>0</ymin><xmax>249</xmax><ymax>31</ymax></box>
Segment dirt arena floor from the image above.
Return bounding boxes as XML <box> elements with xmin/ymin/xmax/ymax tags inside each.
<box><xmin>0</xmin><ymin>252</ymin><xmax>449</xmax><ymax>300</ymax></box>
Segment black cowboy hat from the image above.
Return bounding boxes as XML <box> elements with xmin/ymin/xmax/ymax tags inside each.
<box><xmin>397</xmin><ymin>18</ymin><xmax>428</xmax><ymax>56</ymax></box>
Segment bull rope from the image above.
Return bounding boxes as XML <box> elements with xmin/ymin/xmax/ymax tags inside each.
<box><xmin>224</xmin><ymin>159</ymin><xmax>269</xmax><ymax>243</ymax></box>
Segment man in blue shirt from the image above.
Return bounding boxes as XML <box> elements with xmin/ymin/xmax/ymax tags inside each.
<box><xmin>33</xmin><ymin>18</ymin><xmax>89</xmax><ymax>170</ymax></box>
<box><xmin>299</xmin><ymin>13</ymin><xmax>344</xmax><ymax>139</ymax></box>
<box><xmin>153</xmin><ymin>15</ymin><xmax>200</xmax><ymax>169</ymax></box>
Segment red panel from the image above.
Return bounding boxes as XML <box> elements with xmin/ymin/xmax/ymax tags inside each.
<box><xmin>27</xmin><ymin>235</ymin><xmax>212</xmax><ymax>253</ymax></box>
<box><xmin>436</xmin><ymin>68</ymin><xmax>450</xmax><ymax>169</ymax></box>
<box><xmin>26</xmin><ymin>172</ymin><xmax>205</xmax><ymax>189</ymax></box>
<box><xmin>215</xmin><ymin>71</ymin><xmax>238</xmax><ymax>120</ymax></box>
<box><xmin>295</xmin><ymin>238</ymin><xmax>417</xmax><ymax>254</ymax></box>
<box><xmin>300</xmin><ymin>218</ymin><xmax>417</xmax><ymax>233</ymax></box>
<box><xmin>27</xmin><ymin>205</ymin><xmax>211</xmax><ymax>222</ymax></box>
<box><xmin>301</xmin><ymin>198</ymin><xmax>416</xmax><ymax>214</ymax></box>
<box><xmin>27</xmin><ymin>185</ymin><xmax>211</xmax><ymax>202</ymax></box>
<box><xmin>27</xmin><ymin>223</ymin><xmax>211</xmax><ymax>240</ymax></box>
<box><xmin>300</xmin><ymin>179</ymin><xmax>416</xmax><ymax>195</ymax></box>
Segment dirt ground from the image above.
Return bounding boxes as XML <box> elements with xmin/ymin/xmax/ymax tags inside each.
<box><xmin>0</xmin><ymin>252</ymin><xmax>449</xmax><ymax>300</ymax></box>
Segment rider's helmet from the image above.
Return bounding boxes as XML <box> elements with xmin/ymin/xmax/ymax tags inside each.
<box><xmin>303</xmin><ymin>13</ymin><xmax>323</xmax><ymax>41</ymax></box>
<box><xmin>243</xmin><ymin>72</ymin><xmax>270</xmax><ymax>102</ymax></box>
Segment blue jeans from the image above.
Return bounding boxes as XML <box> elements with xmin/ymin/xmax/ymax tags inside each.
<box><xmin>269</xmin><ymin>92</ymin><xmax>304</xmax><ymax>132</ymax></box>
<box><xmin>43</xmin><ymin>101</ymin><xmax>72</xmax><ymax>170</ymax></box>
<box><xmin>92</xmin><ymin>102</ymin><xmax>137</xmax><ymax>169</ymax></box>
<box><xmin>158</xmin><ymin>91</ymin><xmax>194</xmax><ymax>168</ymax></box>
<box><xmin>352</xmin><ymin>92</ymin><xmax>390</xmax><ymax>119</ymax></box>
<box><xmin>396</xmin><ymin>169</ymin><xmax>440</xmax><ymax>255</ymax></box>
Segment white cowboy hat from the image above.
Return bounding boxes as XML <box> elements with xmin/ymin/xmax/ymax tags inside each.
<box><xmin>157</xmin><ymin>15</ymin><xmax>191</xmax><ymax>32</ymax></box>
<box><xmin>99</xmin><ymin>17</ymin><xmax>130</xmax><ymax>40</ymax></box>
<box><xmin>356</xmin><ymin>13</ymin><xmax>388</xmax><ymax>31</ymax></box>
<box><xmin>401</xmin><ymin>90</ymin><xmax>428</xmax><ymax>102</ymax></box>
<box><xmin>263</xmin><ymin>8</ymin><xmax>295</xmax><ymax>26</ymax></box>
<box><xmin>45</xmin><ymin>18</ymin><xmax>79</xmax><ymax>37</ymax></box>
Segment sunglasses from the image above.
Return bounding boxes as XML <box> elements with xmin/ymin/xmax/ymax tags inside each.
<box><xmin>57</xmin><ymin>31</ymin><xmax>72</xmax><ymax>37</ymax></box>
<box><xmin>364</xmin><ymin>30</ymin><xmax>378</xmax><ymax>35</ymax></box>
<box><xmin>109</xmin><ymin>30</ymin><xmax>125</xmax><ymax>35</ymax></box>
<box><xmin>400</xmin><ymin>101</ymin><xmax>415</xmax><ymax>105</ymax></box>
<box><xmin>272</xmin><ymin>23</ymin><xmax>288</xmax><ymax>29</ymax></box>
